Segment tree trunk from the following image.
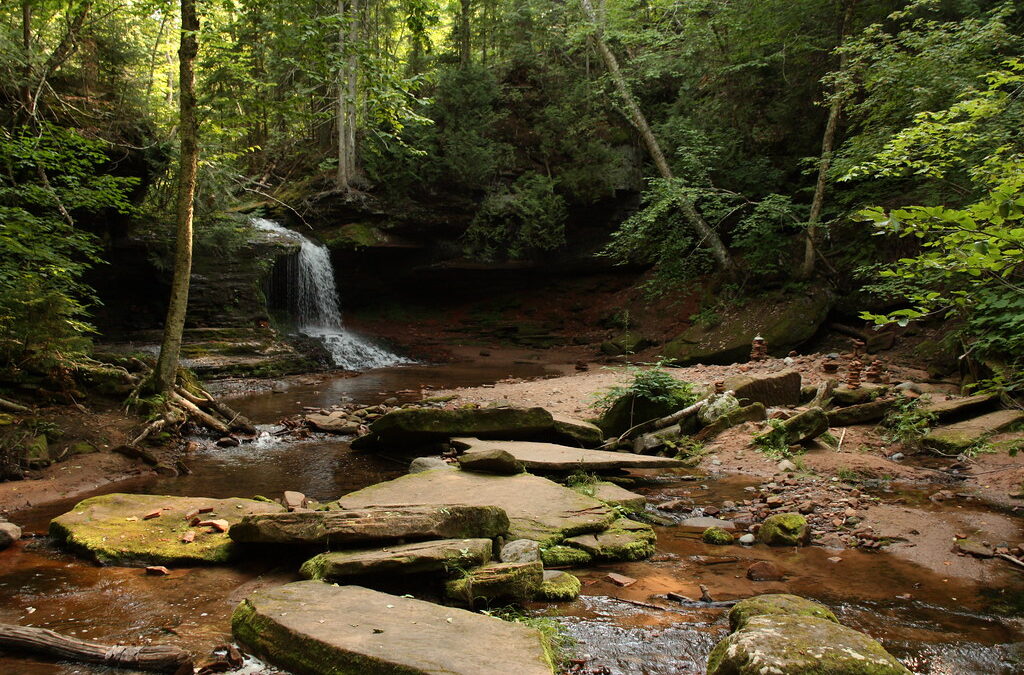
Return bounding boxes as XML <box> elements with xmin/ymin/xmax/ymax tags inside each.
<box><xmin>578</xmin><ymin>0</ymin><xmax>733</xmax><ymax>273</ymax></box>
<box><xmin>347</xmin><ymin>0</ymin><xmax>359</xmax><ymax>180</ymax></box>
<box><xmin>20</xmin><ymin>1</ymin><xmax>32</xmax><ymax>118</ymax></box>
<box><xmin>458</xmin><ymin>0</ymin><xmax>472</xmax><ymax>66</ymax></box>
<box><xmin>799</xmin><ymin>0</ymin><xmax>856</xmax><ymax>279</ymax></box>
<box><xmin>0</xmin><ymin>623</ymin><xmax>191</xmax><ymax>673</ymax></box>
<box><xmin>336</xmin><ymin>0</ymin><xmax>355</xmax><ymax>189</ymax></box>
<box><xmin>154</xmin><ymin>0</ymin><xmax>200</xmax><ymax>394</ymax></box>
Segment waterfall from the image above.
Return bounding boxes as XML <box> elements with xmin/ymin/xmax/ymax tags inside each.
<box><xmin>252</xmin><ymin>217</ymin><xmax>410</xmax><ymax>370</ymax></box>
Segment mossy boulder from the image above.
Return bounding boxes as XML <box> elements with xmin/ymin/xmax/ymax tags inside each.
<box><xmin>446</xmin><ymin>561</ymin><xmax>544</xmax><ymax>606</ymax></box>
<box><xmin>232</xmin><ymin>581</ymin><xmax>556</xmax><ymax>675</ymax></box>
<box><xmin>708</xmin><ymin>614</ymin><xmax>910</xmax><ymax>674</ymax></box>
<box><xmin>537</xmin><ymin>570</ymin><xmax>581</xmax><ymax>601</ymax></box>
<box><xmin>757</xmin><ymin>513</ymin><xmax>810</xmax><ymax>547</ymax></box>
<box><xmin>599</xmin><ymin>331</ymin><xmax>652</xmax><ymax>356</ymax></box>
<box><xmin>832</xmin><ymin>385</ymin><xmax>887</xmax><ymax>407</ymax></box>
<box><xmin>50</xmin><ymin>493</ymin><xmax>285</xmax><ymax>566</ymax></box>
<box><xmin>662</xmin><ymin>288</ymin><xmax>830</xmax><ymax>366</ymax></box>
<box><xmin>598</xmin><ymin>395</ymin><xmax>681</xmax><ymax>437</ymax></box>
<box><xmin>457</xmin><ymin>448</ymin><xmax>525</xmax><ymax>475</ymax></box>
<box><xmin>551</xmin><ymin>414</ymin><xmax>603</xmax><ymax>447</ymax></box>
<box><xmin>728</xmin><ymin>594</ymin><xmax>838</xmax><ymax>631</ymax></box>
<box><xmin>755</xmin><ymin>407</ymin><xmax>828</xmax><ymax>446</ymax></box>
<box><xmin>588</xmin><ymin>482</ymin><xmax>646</xmax><ymax>513</ymax></box>
<box><xmin>562</xmin><ymin>517</ymin><xmax>656</xmax><ymax>562</ymax></box>
<box><xmin>358</xmin><ymin>406</ymin><xmax>555</xmax><ymax>449</ymax></box>
<box><xmin>540</xmin><ymin>545</ymin><xmax>593</xmax><ymax>568</ymax></box>
<box><xmin>695</xmin><ymin>403</ymin><xmax>767</xmax><ymax>441</ymax></box>
<box><xmin>703</xmin><ymin>527</ymin><xmax>734</xmax><ymax>546</ymax></box>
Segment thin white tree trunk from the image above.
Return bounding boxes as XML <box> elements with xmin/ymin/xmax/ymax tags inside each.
<box><xmin>578</xmin><ymin>0</ymin><xmax>733</xmax><ymax>272</ymax></box>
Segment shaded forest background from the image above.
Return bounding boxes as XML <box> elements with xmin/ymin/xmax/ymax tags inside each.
<box><xmin>1</xmin><ymin>0</ymin><xmax>1022</xmax><ymax>391</ymax></box>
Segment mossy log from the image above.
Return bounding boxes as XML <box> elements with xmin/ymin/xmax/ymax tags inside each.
<box><xmin>0</xmin><ymin>623</ymin><xmax>192</xmax><ymax>673</ymax></box>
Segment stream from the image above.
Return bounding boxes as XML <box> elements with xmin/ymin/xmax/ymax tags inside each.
<box><xmin>1</xmin><ymin>356</ymin><xmax>1023</xmax><ymax>674</ymax></box>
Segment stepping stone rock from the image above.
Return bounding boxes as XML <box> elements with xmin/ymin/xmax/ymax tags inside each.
<box><xmin>305</xmin><ymin>411</ymin><xmax>360</xmax><ymax>434</ymax></box>
<box><xmin>230</xmin><ymin>505</ymin><xmax>509</xmax><ymax>546</ymax></box>
<box><xmin>588</xmin><ymin>482</ymin><xmax>647</xmax><ymax>512</ymax></box>
<box><xmin>300</xmin><ymin>538</ymin><xmax>493</xmax><ymax>580</ymax></box>
<box><xmin>562</xmin><ymin>518</ymin><xmax>656</xmax><ymax>561</ymax></box>
<box><xmin>0</xmin><ymin>521</ymin><xmax>22</xmax><ymax>550</ymax></box>
<box><xmin>757</xmin><ymin>513</ymin><xmax>809</xmax><ymax>547</ymax></box>
<box><xmin>922</xmin><ymin>393</ymin><xmax>999</xmax><ymax>420</ymax></box>
<box><xmin>458</xmin><ymin>448</ymin><xmax>525</xmax><ymax>475</ymax></box>
<box><xmin>501</xmin><ymin>539</ymin><xmax>541</xmax><ymax>564</ymax></box>
<box><xmin>409</xmin><ymin>456</ymin><xmax>454</xmax><ymax>474</ymax></box>
<box><xmin>537</xmin><ymin>570</ymin><xmax>581</xmax><ymax>601</ymax></box>
<box><xmin>724</xmin><ymin>370</ymin><xmax>802</xmax><ymax>407</ymax></box>
<box><xmin>681</xmin><ymin>517</ymin><xmax>736</xmax><ymax>530</ymax></box>
<box><xmin>452</xmin><ymin>438</ymin><xmax>685</xmax><ymax>471</ymax></box>
<box><xmin>540</xmin><ymin>545</ymin><xmax>593</xmax><ymax>567</ymax></box>
<box><xmin>233</xmin><ymin>581</ymin><xmax>555</xmax><ymax>675</ymax></box>
<box><xmin>50</xmin><ymin>494</ymin><xmax>284</xmax><ymax>566</ymax></box>
<box><xmin>356</xmin><ymin>406</ymin><xmax>555</xmax><ymax>449</ymax></box>
<box><xmin>333</xmin><ymin>469</ymin><xmax>615</xmax><ymax>545</ymax></box>
<box><xmin>708</xmin><ymin>615</ymin><xmax>910</xmax><ymax>675</ymax></box>
<box><xmin>923</xmin><ymin>409</ymin><xmax>1024</xmax><ymax>453</ymax></box>
<box><xmin>729</xmin><ymin>594</ymin><xmax>838</xmax><ymax>631</ymax></box>
<box><xmin>446</xmin><ymin>561</ymin><xmax>544</xmax><ymax>605</ymax></box>
<box><xmin>551</xmin><ymin>414</ymin><xmax>603</xmax><ymax>447</ymax></box>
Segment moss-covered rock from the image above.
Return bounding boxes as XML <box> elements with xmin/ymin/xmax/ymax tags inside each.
<box><xmin>446</xmin><ymin>561</ymin><xmax>544</xmax><ymax>606</ymax></box>
<box><xmin>537</xmin><ymin>570</ymin><xmax>581</xmax><ymax>601</ymax></box>
<box><xmin>695</xmin><ymin>403</ymin><xmax>767</xmax><ymax>441</ymax></box>
<box><xmin>757</xmin><ymin>513</ymin><xmax>810</xmax><ymax>547</ymax></box>
<box><xmin>755</xmin><ymin>407</ymin><xmax>828</xmax><ymax>446</ymax></box>
<box><xmin>562</xmin><ymin>517</ymin><xmax>656</xmax><ymax>562</ymax></box>
<box><xmin>708</xmin><ymin>614</ymin><xmax>910</xmax><ymax>674</ymax></box>
<box><xmin>703</xmin><ymin>527</ymin><xmax>734</xmax><ymax>545</ymax></box>
<box><xmin>728</xmin><ymin>594</ymin><xmax>838</xmax><ymax>631</ymax></box>
<box><xmin>233</xmin><ymin>581</ymin><xmax>556</xmax><ymax>675</ymax></box>
<box><xmin>359</xmin><ymin>406</ymin><xmax>555</xmax><ymax>449</ymax></box>
<box><xmin>551</xmin><ymin>414</ymin><xmax>604</xmax><ymax>447</ymax></box>
<box><xmin>588</xmin><ymin>482</ymin><xmax>646</xmax><ymax>513</ymax></box>
<box><xmin>50</xmin><ymin>493</ymin><xmax>285</xmax><ymax>566</ymax></box>
<box><xmin>662</xmin><ymin>288</ymin><xmax>830</xmax><ymax>366</ymax></box>
<box><xmin>540</xmin><ymin>545</ymin><xmax>593</xmax><ymax>567</ymax></box>
<box><xmin>598</xmin><ymin>395</ymin><xmax>681</xmax><ymax>437</ymax></box>
<box><xmin>599</xmin><ymin>331</ymin><xmax>652</xmax><ymax>356</ymax></box>
<box><xmin>299</xmin><ymin>538</ymin><xmax>493</xmax><ymax>580</ymax></box>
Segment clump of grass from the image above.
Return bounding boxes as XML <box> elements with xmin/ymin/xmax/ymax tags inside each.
<box><xmin>565</xmin><ymin>470</ymin><xmax>599</xmax><ymax>496</ymax></box>
<box><xmin>591</xmin><ymin>362</ymin><xmax>699</xmax><ymax>412</ymax></box>
<box><xmin>881</xmin><ymin>396</ymin><xmax>936</xmax><ymax>445</ymax></box>
<box><xmin>753</xmin><ymin>419</ymin><xmax>803</xmax><ymax>460</ymax></box>
<box><xmin>483</xmin><ymin>606</ymin><xmax>577</xmax><ymax>667</ymax></box>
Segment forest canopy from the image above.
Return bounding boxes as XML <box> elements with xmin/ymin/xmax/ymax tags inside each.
<box><xmin>0</xmin><ymin>0</ymin><xmax>1021</xmax><ymax>388</ymax></box>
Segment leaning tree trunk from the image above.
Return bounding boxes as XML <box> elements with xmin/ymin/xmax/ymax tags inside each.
<box><xmin>578</xmin><ymin>0</ymin><xmax>733</xmax><ymax>273</ymax></box>
<box><xmin>154</xmin><ymin>0</ymin><xmax>199</xmax><ymax>394</ymax></box>
<box><xmin>799</xmin><ymin>0</ymin><xmax>856</xmax><ymax>279</ymax></box>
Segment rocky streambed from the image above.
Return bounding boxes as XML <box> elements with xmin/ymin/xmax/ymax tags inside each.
<box><xmin>1</xmin><ymin>354</ymin><xmax>1023</xmax><ymax>674</ymax></box>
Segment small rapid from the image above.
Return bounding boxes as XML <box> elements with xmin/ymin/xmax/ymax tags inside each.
<box><xmin>252</xmin><ymin>217</ymin><xmax>410</xmax><ymax>370</ymax></box>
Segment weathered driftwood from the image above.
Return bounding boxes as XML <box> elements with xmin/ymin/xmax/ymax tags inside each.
<box><xmin>603</xmin><ymin>398</ymin><xmax>707</xmax><ymax>449</ymax></box>
<box><xmin>174</xmin><ymin>387</ymin><xmax>256</xmax><ymax>435</ymax></box>
<box><xmin>0</xmin><ymin>623</ymin><xmax>192</xmax><ymax>673</ymax></box>
<box><xmin>0</xmin><ymin>396</ymin><xmax>29</xmax><ymax>413</ymax></box>
<box><xmin>170</xmin><ymin>391</ymin><xmax>230</xmax><ymax>435</ymax></box>
<box><xmin>808</xmin><ymin>379</ymin><xmax>836</xmax><ymax>410</ymax></box>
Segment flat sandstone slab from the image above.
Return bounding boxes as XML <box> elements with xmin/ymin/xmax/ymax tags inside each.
<box><xmin>300</xmin><ymin>538</ymin><xmax>493</xmax><ymax>580</ymax></box>
<box><xmin>333</xmin><ymin>469</ymin><xmax>615</xmax><ymax>545</ymax></box>
<box><xmin>50</xmin><ymin>493</ymin><xmax>284</xmax><ymax>566</ymax></box>
<box><xmin>452</xmin><ymin>438</ymin><xmax>685</xmax><ymax>471</ymax></box>
<box><xmin>923</xmin><ymin>409</ymin><xmax>1024</xmax><ymax>452</ymax></box>
<box><xmin>233</xmin><ymin>581</ymin><xmax>554</xmax><ymax>675</ymax></box>
<box><xmin>230</xmin><ymin>505</ymin><xmax>509</xmax><ymax>546</ymax></box>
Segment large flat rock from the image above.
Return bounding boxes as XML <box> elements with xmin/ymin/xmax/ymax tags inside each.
<box><xmin>230</xmin><ymin>505</ymin><xmax>509</xmax><ymax>546</ymax></box>
<box><xmin>332</xmin><ymin>469</ymin><xmax>615</xmax><ymax>545</ymax></box>
<box><xmin>452</xmin><ymin>438</ymin><xmax>685</xmax><ymax>471</ymax></box>
<box><xmin>232</xmin><ymin>581</ymin><xmax>555</xmax><ymax>675</ymax></box>
<box><xmin>357</xmin><ymin>406</ymin><xmax>554</xmax><ymax>448</ymax></box>
<box><xmin>922</xmin><ymin>393</ymin><xmax>999</xmax><ymax>420</ymax></box>
<box><xmin>49</xmin><ymin>493</ymin><xmax>284</xmax><ymax>566</ymax></box>
<box><xmin>923</xmin><ymin>409</ymin><xmax>1024</xmax><ymax>453</ymax></box>
<box><xmin>300</xmin><ymin>538</ymin><xmax>493</xmax><ymax>580</ymax></box>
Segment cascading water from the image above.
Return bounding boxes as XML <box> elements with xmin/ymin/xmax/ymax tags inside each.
<box><xmin>252</xmin><ymin>217</ymin><xmax>410</xmax><ymax>370</ymax></box>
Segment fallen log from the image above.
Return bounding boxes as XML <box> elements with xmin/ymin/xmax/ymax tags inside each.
<box><xmin>0</xmin><ymin>396</ymin><xmax>29</xmax><ymax>413</ymax></box>
<box><xmin>170</xmin><ymin>392</ymin><xmax>230</xmax><ymax>435</ymax></box>
<box><xmin>0</xmin><ymin>623</ymin><xmax>192</xmax><ymax>673</ymax></box>
<box><xmin>603</xmin><ymin>399</ymin><xmax>708</xmax><ymax>449</ymax></box>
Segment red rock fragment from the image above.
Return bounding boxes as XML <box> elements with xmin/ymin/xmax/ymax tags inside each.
<box><xmin>143</xmin><ymin>509</ymin><xmax>162</xmax><ymax>520</ymax></box>
<box><xmin>606</xmin><ymin>572</ymin><xmax>636</xmax><ymax>587</ymax></box>
<box><xmin>145</xmin><ymin>566</ymin><xmax>170</xmax><ymax>576</ymax></box>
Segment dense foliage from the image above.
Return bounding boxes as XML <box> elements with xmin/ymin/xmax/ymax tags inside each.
<box><xmin>0</xmin><ymin>0</ymin><xmax>1022</xmax><ymax>388</ymax></box>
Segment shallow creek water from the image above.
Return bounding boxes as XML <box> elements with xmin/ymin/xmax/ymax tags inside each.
<box><xmin>2</xmin><ymin>358</ymin><xmax>1023</xmax><ymax>674</ymax></box>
